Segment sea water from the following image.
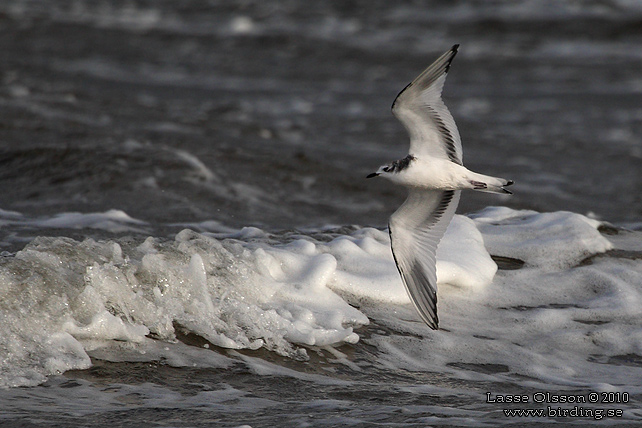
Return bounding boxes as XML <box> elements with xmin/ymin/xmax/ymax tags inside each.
<box><xmin>1</xmin><ymin>208</ymin><xmax>641</xmax><ymax>426</ymax></box>
<box><xmin>1</xmin><ymin>1</ymin><xmax>641</xmax><ymax>427</ymax></box>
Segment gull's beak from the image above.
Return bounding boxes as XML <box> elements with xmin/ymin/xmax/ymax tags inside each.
<box><xmin>366</xmin><ymin>172</ymin><xmax>380</xmax><ymax>178</ymax></box>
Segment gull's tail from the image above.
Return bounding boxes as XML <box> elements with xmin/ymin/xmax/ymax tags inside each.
<box><xmin>469</xmin><ymin>176</ymin><xmax>514</xmax><ymax>195</ymax></box>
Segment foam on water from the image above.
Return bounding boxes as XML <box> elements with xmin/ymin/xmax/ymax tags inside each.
<box><xmin>367</xmin><ymin>215</ymin><xmax>640</xmax><ymax>390</ymax></box>
<box><xmin>1</xmin><ymin>207</ymin><xmax>639</xmax><ymax>396</ymax></box>
<box><xmin>471</xmin><ymin>207</ymin><xmax>613</xmax><ymax>269</ymax></box>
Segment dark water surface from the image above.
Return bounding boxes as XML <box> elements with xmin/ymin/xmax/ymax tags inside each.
<box><xmin>0</xmin><ymin>0</ymin><xmax>640</xmax><ymax>233</ymax></box>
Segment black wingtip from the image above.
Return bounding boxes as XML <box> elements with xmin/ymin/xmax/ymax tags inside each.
<box><xmin>366</xmin><ymin>172</ymin><xmax>379</xmax><ymax>179</ymax></box>
<box><xmin>445</xmin><ymin>44</ymin><xmax>460</xmax><ymax>73</ymax></box>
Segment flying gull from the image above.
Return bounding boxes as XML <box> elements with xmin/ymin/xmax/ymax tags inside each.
<box><xmin>368</xmin><ymin>45</ymin><xmax>513</xmax><ymax>329</ymax></box>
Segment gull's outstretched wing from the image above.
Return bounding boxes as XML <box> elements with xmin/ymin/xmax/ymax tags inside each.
<box><xmin>388</xmin><ymin>189</ymin><xmax>461</xmax><ymax>329</ymax></box>
<box><xmin>392</xmin><ymin>45</ymin><xmax>462</xmax><ymax>165</ymax></box>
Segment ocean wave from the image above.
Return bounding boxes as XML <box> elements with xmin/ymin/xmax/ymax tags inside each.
<box><xmin>3</xmin><ymin>207</ymin><xmax>639</xmax><ymax>392</ymax></box>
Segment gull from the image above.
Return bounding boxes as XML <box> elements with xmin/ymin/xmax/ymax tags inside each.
<box><xmin>367</xmin><ymin>45</ymin><xmax>513</xmax><ymax>329</ymax></box>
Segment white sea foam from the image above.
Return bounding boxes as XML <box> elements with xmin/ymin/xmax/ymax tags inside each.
<box><xmin>0</xmin><ymin>207</ymin><xmax>637</xmax><ymax>392</ymax></box>
<box><xmin>470</xmin><ymin>207</ymin><xmax>613</xmax><ymax>269</ymax></box>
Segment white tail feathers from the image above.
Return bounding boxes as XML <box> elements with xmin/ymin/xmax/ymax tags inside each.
<box><xmin>470</xmin><ymin>178</ymin><xmax>514</xmax><ymax>194</ymax></box>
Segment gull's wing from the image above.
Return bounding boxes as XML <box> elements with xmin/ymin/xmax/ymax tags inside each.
<box><xmin>388</xmin><ymin>189</ymin><xmax>461</xmax><ymax>329</ymax></box>
<box><xmin>392</xmin><ymin>44</ymin><xmax>463</xmax><ymax>165</ymax></box>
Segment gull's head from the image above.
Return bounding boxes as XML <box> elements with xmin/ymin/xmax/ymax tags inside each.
<box><xmin>366</xmin><ymin>154</ymin><xmax>416</xmax><ymax>179</ymax></box>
